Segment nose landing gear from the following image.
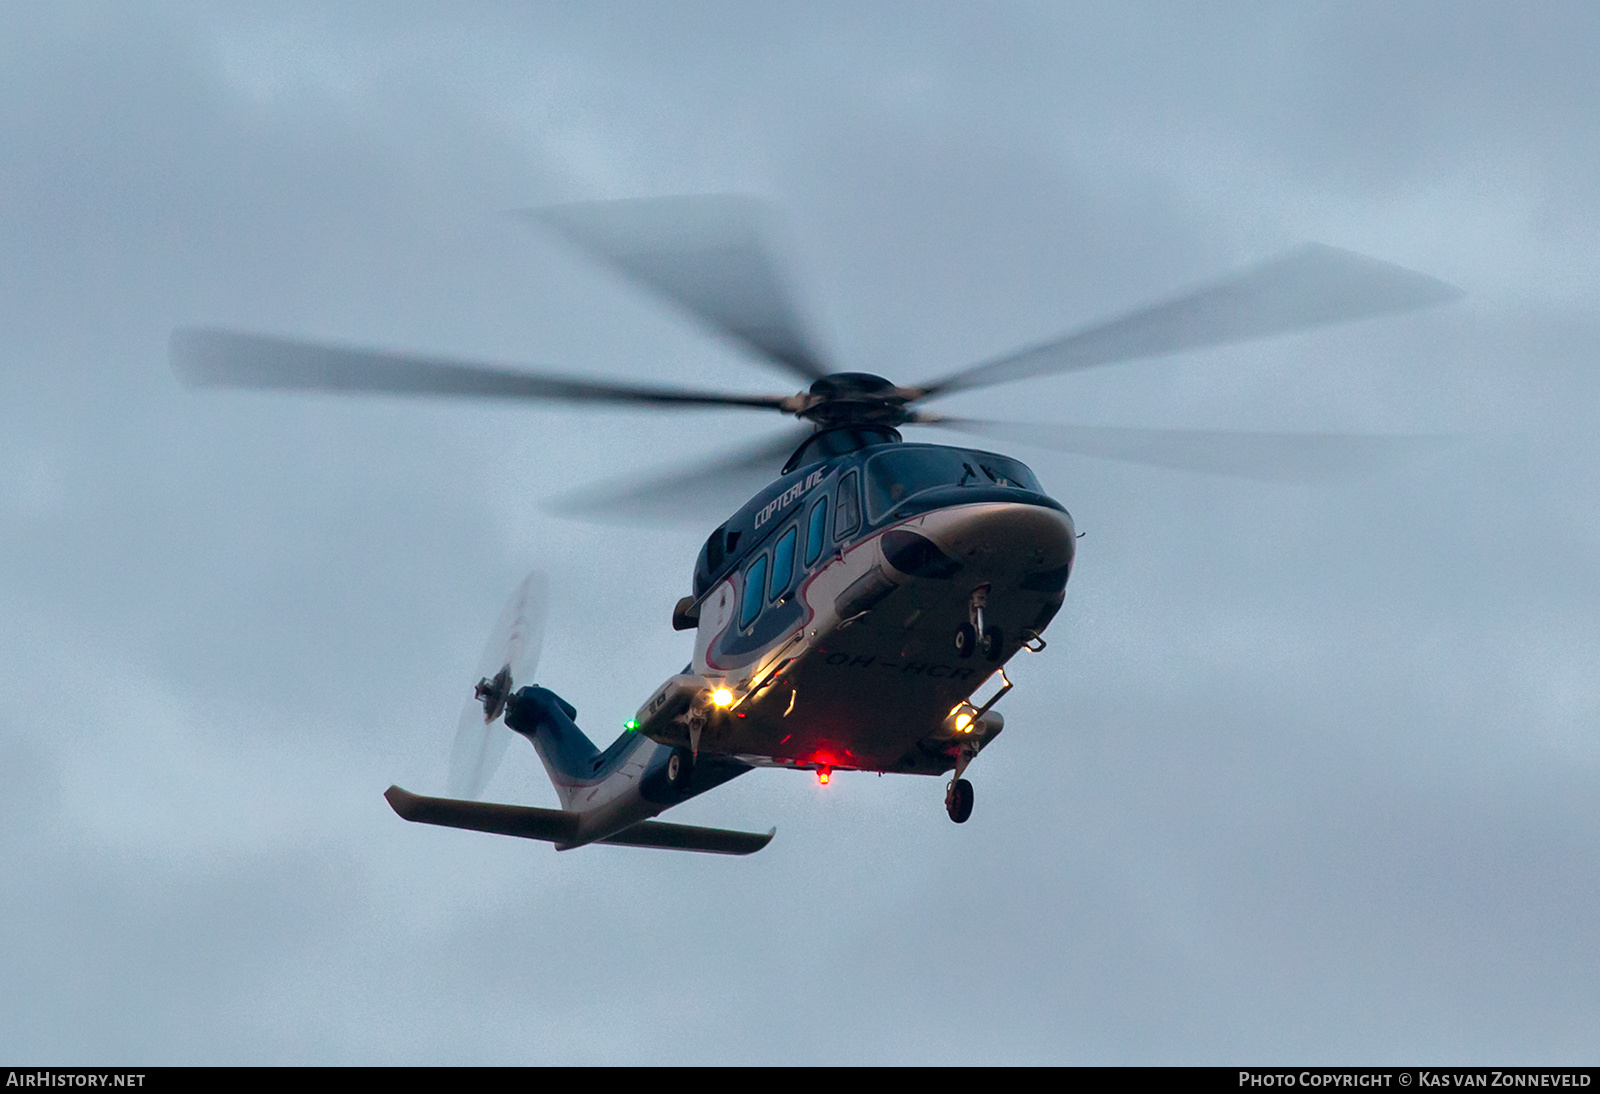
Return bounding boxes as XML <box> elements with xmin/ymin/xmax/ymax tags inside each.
<box><xmin>954</xmin><ymin>622</ymin><xmax>977</xmax><ymax>658</ymax></box>
<box><xmin>979</xmin><ymin>626</ymin><xmax>1003</xmax><ymax>661</ymax></box>
<box><xmin>954</xmin><ymin>584</ymin><xmax>1005</xmax><ymax>662</ymax></box>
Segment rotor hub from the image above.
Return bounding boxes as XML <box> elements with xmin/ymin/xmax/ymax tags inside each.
<box><xmin>798</xmin><ymin>372</ymin><xmax>917</xmax><ymax>428</ymax></box>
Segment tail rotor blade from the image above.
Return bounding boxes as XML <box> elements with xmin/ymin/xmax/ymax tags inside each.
<box><xmin>448</xmin><ymin>702</ymin><xmax>513</xmax><ymax>803</ymax></box>
<box><xmin>447</xmin><ymin>571</ymin><xmax>550</xmax><ymax>799</ymax></box>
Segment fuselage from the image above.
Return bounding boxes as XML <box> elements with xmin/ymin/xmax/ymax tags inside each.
<box><xmin>675</xmin><ymin>439</ymin><xmax>1073</xmax><ymax>769</ymax></box>
<box><xmin>506</xmin><ymin>436</ymin><xmax>1075</xmax><ymax>847</ymax></box>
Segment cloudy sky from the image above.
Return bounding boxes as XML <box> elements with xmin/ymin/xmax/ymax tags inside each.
<box><xmin>3</xmin><ymin>2</ymin><xmax>1598</xmax><ymax>1064</ymax></box>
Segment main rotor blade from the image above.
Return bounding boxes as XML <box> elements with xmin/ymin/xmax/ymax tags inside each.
<box><xmin>171</xmin><ymin>329</ymin><xmax>794</xmax><ymax>412</ymax></box>
<box><xmin>523</xmin><ymin>196</ymin><xmax>833</xmax><ymax>382</ymax></box>
<box><xmin>915</xmin><ymin>244</ymin><xmax>1463</xmax><ymax>400</ymax></box>
<box><xmin>922</xmin><ymin>416</ymin><xmax>1452</xmax><ymax>482</ymax></box>
<box><xmin>554</xmin><ymin>426</ymin><xmax>810</xmax><ymax>522</ymax></box>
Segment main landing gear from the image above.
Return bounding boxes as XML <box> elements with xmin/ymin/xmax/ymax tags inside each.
<box><xmin>666</xmin><ymin>747</ymin><xmax>695</xmax><ymax>792</ymax></box>
<box><xmin>946</xmin><ymin>777</ymin><xmax>974</xmax><ymax>823</ymax></box>
<box><xmin>945</xmin><ymin>740</ymin><xmax>979</xmax><ymax>823</ymax></box>
<box><xmin>954</xmin><ymin>584</ymin><xmax>1002</xmax><ymax>662</ymax></box>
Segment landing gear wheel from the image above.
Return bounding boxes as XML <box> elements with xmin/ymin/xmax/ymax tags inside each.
<box><xmin>946</xmin><ymin>777</ymin><xmax>974</xmax><ymax>823</ymax></box>
<box><xmin>980</xmin><ymin>626</ymin><xmax>1004</xmax><ymax>662</ymax></box>
<box><xmin>954</xmin><ymin>623</ymin><xmax>977</xmax><ymax>659</ymax></box>
<box><xmin>666</xmin><ymin>748</ymin><xmax>695</xmax><ymax>792</ymax></box>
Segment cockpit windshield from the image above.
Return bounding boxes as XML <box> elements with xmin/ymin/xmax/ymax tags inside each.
<box><xmin>864</xmin><ymin>447</ymin><xmax>1043</xmax><ymax>521</ymax></box>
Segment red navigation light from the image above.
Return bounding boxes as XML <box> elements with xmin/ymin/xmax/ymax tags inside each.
<box><xmin>817</xmin><ymin>767</ymin><xmax>831</xmax><ymax>786</ymax></box>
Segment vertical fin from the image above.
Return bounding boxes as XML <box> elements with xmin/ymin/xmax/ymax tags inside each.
<box><xmin>503</xmin><ymin>687</ymin><xmax>600</xmax><ymax>808</ymax></box>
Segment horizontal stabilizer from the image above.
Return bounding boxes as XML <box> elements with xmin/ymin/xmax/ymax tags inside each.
<box><xmin>598</xmin><ymin>820</ymin><xmax>775</xmax><ymax>856</ymax></box>
<box><xmin>385</xmin><ymin>785</ymin><xmax>580</xmax><ymax>842</ymax></box>
<box><xmin>384</xmin><ymin>786</ymin><xmax>774</xmax><ymax>855</ymax></box>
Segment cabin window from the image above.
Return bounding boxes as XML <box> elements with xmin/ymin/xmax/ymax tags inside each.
<box><xmin>805</xmin><ymin>497</ymin><xmax>828</xmax><ymax>566</ymax></box>
<box><xmin>769</xmin><ymin>525</ymin><xmax>797</xmax><ymax>601</ymax></box>
<box><xmin>741</xmin><ymin>554</ymin><xmax>768</xmax><ymax>628</ymax></box>
<box><xmin>834</xmin><ymin>471</ymin><xmax>861</xmax><ymax>540</ymax></box>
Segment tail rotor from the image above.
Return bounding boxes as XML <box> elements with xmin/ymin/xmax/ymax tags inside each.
<box><xmin>447</xmin><ymin>571</ymin><xmax>549</xmax><ymax>798</ymax></box>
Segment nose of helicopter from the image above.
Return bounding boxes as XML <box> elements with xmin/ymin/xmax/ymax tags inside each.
<box><xmin>899</xmin><ymin>501</ymin><xmax>1076</xmax><ymax>583</ymax></box>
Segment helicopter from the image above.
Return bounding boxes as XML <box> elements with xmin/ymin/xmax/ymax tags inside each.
<box><xmin>171</xmin><ymin>195</ymin><xmax>1461</xmax><ymax>854</ymax></box>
